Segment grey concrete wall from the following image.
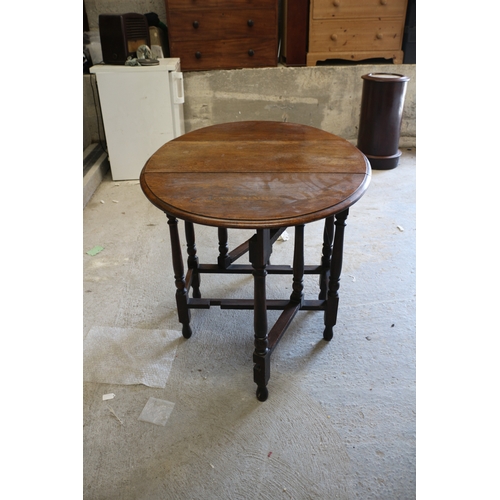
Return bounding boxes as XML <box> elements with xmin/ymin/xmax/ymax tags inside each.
<box><xmin>183</xmin><ymin>64</ymin><xmax>416</xmax><ymax>145</ymax></box>
<box><xmin>83</xmin><ymin>64</ymin><xmax>416</xmax><ymax>151</ymax></box>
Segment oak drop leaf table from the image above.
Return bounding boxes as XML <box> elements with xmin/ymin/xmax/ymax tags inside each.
<box><xmin>140</xmin><ymin>121</ymin><xmax>371</xmax><ymax>401</ymax></box>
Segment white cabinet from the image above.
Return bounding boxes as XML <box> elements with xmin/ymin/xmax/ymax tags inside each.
<box><xmin>90</xmin><ymin>58</ymin><xmax>185</xmax><ymax>180</ymax></box>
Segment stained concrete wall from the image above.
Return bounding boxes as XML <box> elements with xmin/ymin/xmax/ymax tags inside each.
<box><xmin>84</xmin><ymin>64</ymin><xmax>416</xmax><ymax>150</ymax></box>
<box><xmin>182</xmin><ymin>64</ymin><xmax>416</xmax><ymax>145</ymax></box>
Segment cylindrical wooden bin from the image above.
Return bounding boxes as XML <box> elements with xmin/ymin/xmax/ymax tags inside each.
<box><xmin>357</xmin><ymin>73</ymin><xmax>410</xmax><ymax>170</ymax></box>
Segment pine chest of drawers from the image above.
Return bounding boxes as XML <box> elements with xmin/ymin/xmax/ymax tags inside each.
<box><xmin>165</xmin><ymin>0</ymin><xmax>279</xmax><ymax>71</ymax></box>
<box><xmin>307</xmin><ymin>0</ymin><xmax>408</xmax><ymax>66</ymax></box>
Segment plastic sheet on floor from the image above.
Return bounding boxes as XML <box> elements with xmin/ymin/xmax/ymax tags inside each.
<box><xmin>83</xmin><ymin>326</ymin><xmax>180</xmax><ymax>388</ymax></box>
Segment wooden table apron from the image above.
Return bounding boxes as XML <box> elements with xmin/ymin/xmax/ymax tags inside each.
<box><xmin>140</xmin><ymin>121</ymin><xmax>371</xmax><ymax>401</ymax></box>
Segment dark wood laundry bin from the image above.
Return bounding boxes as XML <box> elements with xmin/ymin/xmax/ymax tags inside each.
<box><xmin>357</xmin><ymin>73</ymin><xmax>410</xmax><ymax>170</ymax></box>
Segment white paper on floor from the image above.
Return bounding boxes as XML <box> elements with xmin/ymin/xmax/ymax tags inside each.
<box><xmin>138</xmin><ymin>397</ymin><xmax>175</xmax><ymax>426</ymax></box>
<box><xmin>83</xmin><ymin>327</ymin><xmax>180</xmax><ymax>388</ymax></box>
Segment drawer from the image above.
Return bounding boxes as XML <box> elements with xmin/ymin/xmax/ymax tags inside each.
<box><xmin>170</xmin><ymin>38</ymin><xmax>277</xmax><ymax>70</ymax></box>
<box><xmin>312</xmin><ymin>0</ymin><xmax>407</xmax><ymax>20</ymax></box>
<box><xmin>166</xmin><ymin>0</ymin><xmax>276</xmax><ymax>10</ymax></box>
<box><xmin>168</xmin><ymin>9</ymin><xmax>277</xmax><ymax>41</ymax></box>
<box><xmin>309</xmin><ymin>19</ymin><xmax>403</xmax><ymax>52</ymax></box>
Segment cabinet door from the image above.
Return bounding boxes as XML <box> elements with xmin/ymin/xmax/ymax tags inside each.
<box><xmin>94</xmin><ymin>71</ymin><xmax>175</xmax><ymax>180</ymax></box>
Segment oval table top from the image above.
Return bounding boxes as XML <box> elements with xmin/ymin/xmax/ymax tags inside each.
<box><xmin>140</xmin><ymin>121</ymin><xmax>371</xmax><ymax>229</ymax></box>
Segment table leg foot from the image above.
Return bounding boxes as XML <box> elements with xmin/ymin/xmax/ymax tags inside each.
<box><xmin>256</xmin><ymin>386</ymin><xmax>269</xmax><ymax>402</ymax></box>
<box><xmin>182</xmin><ymin>324</ymin><xmax>193</xmax><ymax>339</ymax></box>
<box><xmin>323</xmin><ymin>326</ymin><xmax>333</xmax><ymax>341</ymax></box>
<box><xmin>253</xmin><ymin>350</ymin><xmax>270</xmax><ymax>401</ymax></box>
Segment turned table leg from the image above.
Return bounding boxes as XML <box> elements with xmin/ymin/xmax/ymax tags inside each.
<box><xmin>185</xmin><ymin>221</ymin><xmax>201</xmax><ymax>298</ymax></box>
<box><xmin>217</xmin><ymin>227</ymin><xmax>231</xmax><ymax>268</ymax></box>
<box><xmin>319</xmin><ymin>216</ymin><xmax>334</xmax><ymax>300</ymax></box>
<box><xmin>167</xmin><ymin>214</ymin><xmax>192</xmax><ymax>339</ymax></box>
<box><xmin>250</xmin><ymin>229</ymin><xmax>272</xmax><ymax>401</ymax></box>
<box><xmin>290</xmin><ymin>224</ymin><xmax>305</xmax><ymax>304</ymax></box>
<box><xmin>323</xmin><ymin>209</ymin><xmax>349</xmax><ymax>341</ymax></box>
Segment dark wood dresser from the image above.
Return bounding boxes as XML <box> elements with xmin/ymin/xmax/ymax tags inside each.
<box><xmin>165</xmin><ymin>0</ymin><xmax>279</xmax><ymax>71</ymax></box>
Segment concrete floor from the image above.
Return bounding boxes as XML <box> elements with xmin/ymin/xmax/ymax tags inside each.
<box><xmin>83</xmin><ymin>148</ymin><xmax>416</xmax><ymax>499</ymax></box>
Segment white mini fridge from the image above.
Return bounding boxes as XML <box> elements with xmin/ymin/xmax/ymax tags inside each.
<box><xmin>90</xmin><ymin>58</ymin><xmax>185</xmax><ymax>180</ymax></box>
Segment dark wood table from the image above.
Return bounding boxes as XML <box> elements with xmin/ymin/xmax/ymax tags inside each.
<box><xmin>140</xmin><ymin>121</ymin><xmax>371</xmax><ymax>401</ymax></box>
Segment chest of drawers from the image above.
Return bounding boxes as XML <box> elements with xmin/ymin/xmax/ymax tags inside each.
<box><xmin>307</xmin><ymin>0</ymin><xmax>408</xmax><ymax>66</ymax></box>
<box><xmin>165</xmin><ymin>0</ymin><xmax>278</xmax><ymax>71</ymax></box>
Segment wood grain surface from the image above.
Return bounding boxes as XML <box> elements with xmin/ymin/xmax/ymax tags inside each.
<box><xmin>140</xmin><ymin>121</ymin><xmax>371</xmax><ymax>228</ymax></box>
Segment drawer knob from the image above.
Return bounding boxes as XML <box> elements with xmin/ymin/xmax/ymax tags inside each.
<box><xmin>248</xmin><ymin>49</ymin><xmax>255</xmax><ymax>56</ymax></box>
<box><xmin>193</xmin><ymin>20</ymin><xmax>199</xmax><ymax>29</ymax></box>
<box><xmin>333</xmin><ymin>0</ymin><xmax>340</xmax><ymax>6</ymax></box>
<box><xmin>380</xmin><ymin>0</ymin><xmax>387</xmax><ymax>4</ymax></box>
<box><xmin>195</xmin><ymin>51</ymin><xmax>202</xmax><ymax>59</ymax></box>
<box><xmin>376</xmin><ymin>32</ymin><xmax>383</xmax><ymax>39</ymax></box>
<box><xmin>330</xmin><ymin>34</ymin><xmax>337</xmax><ymax>41</ymax></box>
<box><xmin>247</xmin><ymin>19</ymin><xmax>254</xmax><ymax>27</ymax></box>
